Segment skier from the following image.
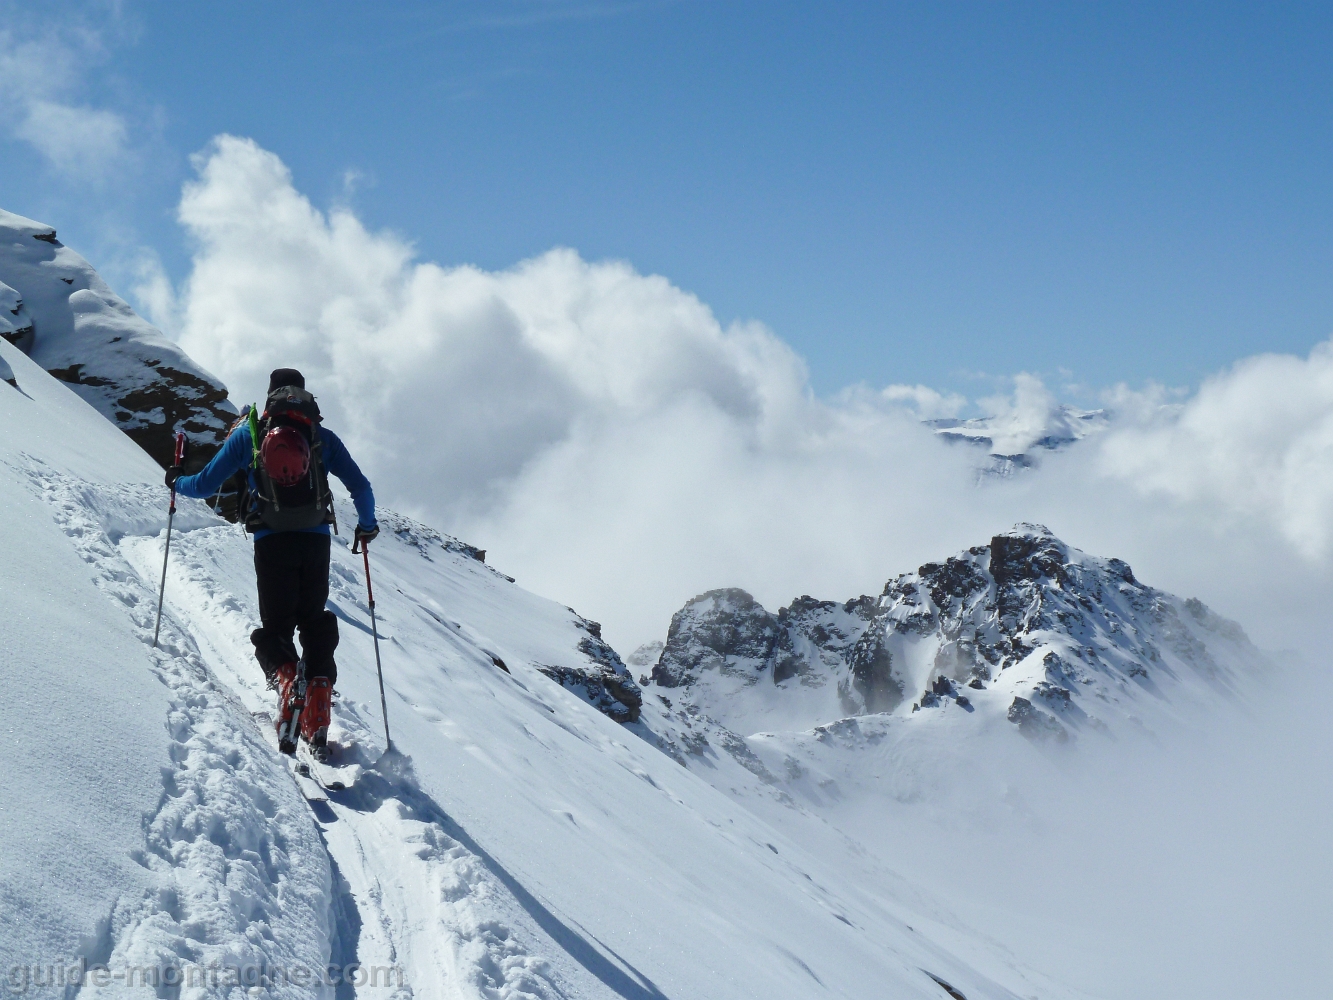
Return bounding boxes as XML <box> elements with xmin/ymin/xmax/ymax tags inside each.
<box><xmin>167</xmin><ymin>368</ymin><xmax>378</xmax><ymax>760</ymax></box>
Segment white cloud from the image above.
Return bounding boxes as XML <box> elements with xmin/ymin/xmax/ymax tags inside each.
<box><xmin>128</xmin><ymin>247</ymin><xmax>181</xmax><ymax>337</ymax></box>
<box><xmin>875</xmin><ymin>382</ymin><xmax>967</xmax><ymax>419</ymax></box>
<box><xmin>15</xmin><ymin>99</ymin><xmax>129</xmax><ymax>180</ymax></box>
<box><xmin>175</xmin><ymin>138</ymin><xmax>996</xmax><ymax>645</ymax></box>
<box><xmin>170</xmin><ymin>135</ymin><xmax>1333</xmax><ymax>655</ymax></box>
<box><xmin>0</xmin><ymin>23</ymin><xmax>133</xmax><ymax>182</ymax></box>
<box><xmin>1091</xmin><ymin>346</ymin><xmax>1333</xmax><ymax>557</ymax></box>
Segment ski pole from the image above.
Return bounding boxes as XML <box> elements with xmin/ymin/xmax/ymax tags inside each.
<box><xmin>152</xmin><ymin>431</ymin><xmax>188</xmax><ymax>648</ymax></box>
<box><xmin>353</xmin><ymin>533</ymin><xmax>392</xmax><ymax>750</ymax></box>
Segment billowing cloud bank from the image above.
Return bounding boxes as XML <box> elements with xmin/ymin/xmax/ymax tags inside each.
<box><xmin>164</xmin><ymin>136</ymin><xmax>1333</xmax><ymax>652</ymax></box>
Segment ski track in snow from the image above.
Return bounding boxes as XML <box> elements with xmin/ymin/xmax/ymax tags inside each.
<box><xmin>20</xmin><ymin>460</ymin><xmax>334</xmax><ymax>1000</ymax></box>
<box><xmin>27</xmin><ymin>465</ymin><xmax>573</xmax><ymax>1000</ymax></box>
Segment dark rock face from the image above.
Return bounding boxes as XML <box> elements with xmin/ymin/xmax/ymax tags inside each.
<box><xmin>848</xmin><ymin>620</ymin><xmax>902</xmax><ymax>713</ymax></box>
<box><xmin>47</xmin><ymin>361</ymin><xmax>236</xmax><ymax>475</ymax></box>
<box><xmin>0</xmin><ymin>209</ymin><xmax>237</xmax><ymax>474</ymax></box>
<box><xmin>651</xmin><ymin>589</ymin><xmax>795</xmax><ymax>688</ymax></box>
<box><xmin>536</xmin><ymin>663</ymin><xmax>642</xmax><ymax>723</ymax></box>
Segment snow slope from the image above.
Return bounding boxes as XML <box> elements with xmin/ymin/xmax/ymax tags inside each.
<box><xmin>0</xmin><ymin>339</ymin><xmax>1079</xmax><ymax>999</ymax></box>
<box><xmin>0</xmin><ymin>340</ymin><xmax>332</xmax><ymax>998</ymax></box>
<box><xmin>0</xmin><ymin>209</ymin><xmax>236</xmax><ymax>471</ymax></box>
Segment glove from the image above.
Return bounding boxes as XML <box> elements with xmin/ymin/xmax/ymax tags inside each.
<box><xmin>355</xmin><ymin>524</ymin><xmax>380</xmax><ymax>546</ymax></box>
<box><xmin>165</xmin><ymin>465</ymin><xmax>184</xmax><ymax>488</ymax></box>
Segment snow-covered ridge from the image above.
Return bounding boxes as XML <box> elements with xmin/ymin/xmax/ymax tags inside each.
<box><xmin>640</xmin><ymin>523</ymin><xmax>1263</xmax><ymax>747</ymax></box>
<box><xmin>0</xmin><ymin>208</ymin><xmax>236</xmax><ymax>471</ymax></box>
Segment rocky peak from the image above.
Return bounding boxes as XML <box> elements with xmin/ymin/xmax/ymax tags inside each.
<box><xmin>987</xmin><ymin>523</ymin><xmax>1069</xmax><ymax>586</ymax></box>
<box><xmin>641</xmin><ymin>525</ymin><xmax>1263</xmax><ymax>745</ymax></box>
<box><xmin>651</xmin><ymin>588</ymin><xmax>795</xmax><ymax>689</ymax></box>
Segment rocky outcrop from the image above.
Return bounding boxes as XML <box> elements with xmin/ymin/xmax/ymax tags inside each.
<box><xmin>0</xmin><ymin>279</ymin><xmax>34</xmax><ymax>350</ymax></box>
<box><xmin>651</xmin><ymin>589</ymin><xmax>800</xmax><ymax>688</ymax></box>
<box><xmin>1006</xmin><ymin>696</ymin><xmax>1068</xmax><ymax>742</ymax></box>
<box><xmin>537</xmin><ymin>616</ymin><xmax>642</xmax><ymax>723</ymax></box>
<box><xmin>0</xmin><ymin>210</ymin><xmax>236</xmax><ymax>473</ymax></box>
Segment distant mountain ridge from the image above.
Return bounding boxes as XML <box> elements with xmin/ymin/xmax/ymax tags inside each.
<box><xmin>638</xmin><ymin>524</ymin><xmax>1262</xmax><ymax>755</ymax></box>
<box><xmin>928</xmin><ymin>404</ymin><xmax>1108</xmax><ymax>476</ymax></box>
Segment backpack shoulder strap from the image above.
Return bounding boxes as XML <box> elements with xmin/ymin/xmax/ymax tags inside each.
<box><xmin>247</xmin><ymin>404</ymin><xmax>262</xmax><ymax>468</ymax></box>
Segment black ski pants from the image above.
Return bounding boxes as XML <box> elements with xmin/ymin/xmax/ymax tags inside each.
<box><xmin>251</xmin><ymin>531</ymin><xmax>339</xmax><ymax>682</ymax></box>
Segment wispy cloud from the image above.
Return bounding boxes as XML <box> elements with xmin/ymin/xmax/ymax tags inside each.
<box><xmin>14</xmin><ymin>99</ymin><xmax>129</xmax><ymax>180</ymax></box>
<box><xmin>356</xmin><ymin>0</ymin><xmax>672</xmax><ymax>55</ymax></box>
<box><xmin>0</xmin><ymin>11</ymin><xmax>141</xmax><ymax>184</ymax></box>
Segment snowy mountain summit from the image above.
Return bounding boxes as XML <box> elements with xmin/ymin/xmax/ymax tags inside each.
<box><xmin>643</xmin><ymin>524</ymin><xmax>1262</xmax><ymax>746</ymax></box>
<box><xmin>928</xmin><ymin>405</ymin><xmax>1107</xmax><ymax>476</ymax></box>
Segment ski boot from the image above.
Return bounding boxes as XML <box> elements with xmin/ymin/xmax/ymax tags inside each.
<box><xmin>275</xmin><ymin>660</ymin><xmax>304</xmax><ymax>756</ymax></box>
<box><xmin>301</xmin><ymin>677</ymin><xmax>333</xmax><ymax>762</ymax></box>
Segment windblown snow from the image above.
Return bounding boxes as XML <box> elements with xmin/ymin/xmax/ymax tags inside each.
<box><xmin>0</xmin><ymin>339</ymin><xmax>1079</xmax><ymax>999</ymax></box>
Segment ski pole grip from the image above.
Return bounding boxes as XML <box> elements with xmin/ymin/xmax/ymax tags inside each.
<box><xmin>167</xmin><ymin>431</ymin><xmax>188</xmax><ymax>511</ymax></box>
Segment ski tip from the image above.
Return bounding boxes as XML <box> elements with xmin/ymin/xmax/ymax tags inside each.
<box><xmin>326</xmin><ymin>780</ymin><xmax>347</xmax><ymax>791</ymax></box>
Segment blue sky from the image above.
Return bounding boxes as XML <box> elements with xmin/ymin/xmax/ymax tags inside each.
<box><xmin>3</xmin><ymin>0</ymin><xmax>1332</xmax><ymax>399</ymax></box>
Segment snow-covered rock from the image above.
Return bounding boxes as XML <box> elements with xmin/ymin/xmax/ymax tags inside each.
<box><xmin>0</xmin><ymin>209</ymin><xmax>236</xmax><ymax>471</ymax></box>
<box><xmin>0</xmin><ymin>277</ymin><xmax>34</xmax><ymax>348</ymax></box>
<box><xmin>627</xmin><ymin>526</ymin><xmax>1292</xmax><ymax>1000</ymax></box>
<box><xmin>627</xmin><ymin>639</ymin><xmax>664</xmax><ymax>676</ymax></box>
<box><xmin>533</xmin><ymin>614</ymin><xmax>644</xmax><ymax>722</ymax></box>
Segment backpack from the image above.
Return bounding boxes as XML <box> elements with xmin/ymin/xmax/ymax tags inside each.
<box><xmin>244</xmin><ymin>385</ymin><xmax>337</xmax><ymax>534</ymax></box>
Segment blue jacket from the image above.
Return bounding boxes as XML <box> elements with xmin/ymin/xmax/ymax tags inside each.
<box><xmin>175</xmin><ymin>423</ymin><xmax>376</xmax><ymax>541</ymax></box>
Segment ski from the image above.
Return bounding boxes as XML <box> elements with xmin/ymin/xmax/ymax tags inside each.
<box><xmin>297</xmin><ymin>748</ymin><xmax>348</xmax><ymax>791</ymax></box>
<box><xmin>253</xmin><ymin>709</ymin><xmax>336</xmax><ymax>801</ymax></box>
<box><xmin>287</xmin><ymin>756</ymin><xmax>329</xmax><ymax>803</ymax></box>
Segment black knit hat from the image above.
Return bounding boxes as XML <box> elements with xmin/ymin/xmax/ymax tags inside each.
<box><xmin>268</xmin><ymin>368</ymin><xmax>305</xmax><ymax>392</ymax></box>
